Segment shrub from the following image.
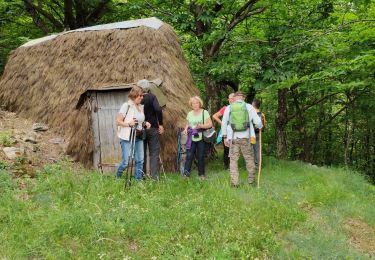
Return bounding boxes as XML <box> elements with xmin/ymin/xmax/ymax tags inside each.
<box><xmin>0</xmin><ymin>131</ymin><xmax>15</xmax><ymax>147</ymax></box>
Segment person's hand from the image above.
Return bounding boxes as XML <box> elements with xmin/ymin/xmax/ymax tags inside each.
<box><xmin>158</xmin><ymin>125</ymin><xmax>164</xmax><ymax>134</ymax></box>
<box><xmin>145</xmin><ymin>122</ymin><xmax>151</xmax><ymax>129</ymax></box>
<box><xmin>183</xmin><ymin>128</ymin><xmax>188</xmax><ymax>135</ymax></box>
<box><xmin>224</xmin><ymin>138</ymin><xmax>230</xmax><ymax>147</ymax></box>
<box><xmin>128</xmin><ymin>118</ymin><xmax>137</xmax><ymax>127</ymax></box>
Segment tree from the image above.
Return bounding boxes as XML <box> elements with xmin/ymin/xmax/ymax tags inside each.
<box><xmin>127</xmin><ymin>0</ymin><xmax>269</xmax><ymax>111</ymax></box>
<box><xmin>22</xmin><ymin>0</ymin><xmax>112</xmax><ymax>33</ymax></box>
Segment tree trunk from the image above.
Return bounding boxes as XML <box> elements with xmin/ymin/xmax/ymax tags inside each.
<box><xmin>276</xmin><ymin>88</ymin><xmax>288</xmax><ymax>159</ymax></box>
<box><xmin>203</xmin><ymin>75</ymin><xmax>220</xmax><ymax>113</ymax></box>
<box><xmin>291</xmin><ymin>89</ymin><xmax>307</xmax><ymax>161</ymax></box>
<box><xmin>324</xmin><ymin>96</ymin><xmax>333</xmax><ymax>165</ymax></box>
<box><xmin>344</xmin><ymin>95</ymin><xmax>351</xmax><ymax>166</ymax></box>
<box><xmin>64</xmin><ymin>0</ymin><xmax>76</xmax><ymax>29</ymax></box>
<box><xmin>246</xmin><ymin>86</ymin><xmax>256</xmax><ymax>103</ymax></box>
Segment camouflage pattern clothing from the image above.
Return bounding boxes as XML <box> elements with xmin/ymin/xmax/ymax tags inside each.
<box><xmin>229</xmin><ymin>138</ymin><xmax>256</xmax><ymax>186</ymax></box>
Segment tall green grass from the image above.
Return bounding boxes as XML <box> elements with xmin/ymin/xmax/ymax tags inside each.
<box><xmin>0</xmin><ymin>157</ymin><xmax>374</xmax><ymax>259</ymax></box>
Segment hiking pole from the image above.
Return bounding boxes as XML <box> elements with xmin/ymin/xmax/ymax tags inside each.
<box><xmin>159</xmin><ymin>154</ymin><xmax>166</xmax><ymax>178</ymax></box>
<box><xmin>257</xmin><ymin>129</ymin><xmax>262</xmax><ymax>189</ymax></box>
<box><xmin>176</xmin><ymin>128</ymin><xmax>181</xmax><ymax>173</ymax></box>
<box><xmin>125</xmin><ymin>126</ymin><xmax>137</xmax><ymax>189</ymax></box>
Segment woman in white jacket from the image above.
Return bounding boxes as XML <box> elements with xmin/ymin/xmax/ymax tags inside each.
<box><xmin>116</xmin><ymin>86</ymin><xmax>150</xmax><ymax>180</ymax></box>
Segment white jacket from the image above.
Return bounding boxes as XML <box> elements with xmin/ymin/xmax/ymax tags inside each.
<box><xmin>117</xmin><ymin>99</ymin><xmax>144</xmax><ymax>141</ymax></box>
<box><xmin>221</xmin><ymin>101</ymin><xmax>262</xmax><ymax>144</ymax></box>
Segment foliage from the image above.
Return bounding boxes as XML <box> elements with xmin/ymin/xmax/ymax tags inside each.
<box><xmin>0</xmin><ymin>160</ymin><xmax>7</xmax><ymax>170</ymax></box>
<box><xmin>0</xmin><ymin>159</ymin><xmax>374</xmax><ymax>258</ymax></box>
<box><xmin>0</xmin><ymin>169</ymin><xmax>14</xmax><ymax>194</ymax></box>
<box><xmin>0</xmin><ymin>131</ymin><xmax>15</xmax><ymax>147</ymax></box>
<box><xmin>0</xmin><ymin>0</ymin><xmax>374</xmax><ymax>178</ymax></box>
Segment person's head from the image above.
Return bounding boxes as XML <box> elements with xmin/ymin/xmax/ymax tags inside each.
<box><xmin>189</xmin><ymin>96</ymin><xmax>204</xmax><ymax>110</ymax></box>
<box><xmin>128</xmin><ymin>86</ymin><xmax>144</xmax><ymax>104</ymax></box>
<box><xmin>228</xmin><ymin>93</ymin><xmax>235</xmax><ymax>104</ymax></box>
<box><xmin>252</xmin><ymin>99</ymin><xmax>261</xmax><ymax>109</ymax></box>
<box><xmin>234</xmin><ymin>91</ymin><xmax>245</xmax><ymax>101</ymax></box>
<box><xmin>136</xmin><ymin>79</ymin><xmax>151</xmax><ymax>94</ymax></box>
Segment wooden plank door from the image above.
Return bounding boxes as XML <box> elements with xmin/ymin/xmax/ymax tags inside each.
<box><xmin>93</xmin><ymin>91</ymin><xmax>129</xmax><ymax>172</ymax></box>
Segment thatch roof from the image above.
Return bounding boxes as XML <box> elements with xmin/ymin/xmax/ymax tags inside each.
<box><xmin>0</xmin><ymin>17</ymin><xmax>198</xmax><ymax>169</ymax></box>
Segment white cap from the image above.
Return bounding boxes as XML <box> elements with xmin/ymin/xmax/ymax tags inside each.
<box><xmin>136</xmin><ymin>79</ymin><xmax>152</xmax><ymax>91</ymax></box>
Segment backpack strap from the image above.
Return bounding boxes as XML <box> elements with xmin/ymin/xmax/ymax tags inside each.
<box><xmin>227</xmin><ymin>105</ymin><xmax>232</xmax><ymax>126</ymax></box>
<box><xmin>122</xmin><ymin>103</ymin><xmax>130</xmax><ymax>123</ymax></box>
<box><xmin>202</xmin><ymin>109</ymin><xmax>205</xmax><ymax>126</ymax></box>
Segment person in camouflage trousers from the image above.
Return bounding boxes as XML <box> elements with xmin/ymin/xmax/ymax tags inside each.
<box><xmin>229</xmin><ymin>139</ymin><xmax>256</xmax><ymax>186</ymax></box>
<box><xmin>221</xmin><ymin>92</ymin><xmax>262</xmax><ymax>187</ymax></box>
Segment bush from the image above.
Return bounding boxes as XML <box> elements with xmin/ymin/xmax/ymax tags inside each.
<box><xmin>0</xmin><ymin>131</ymin><xmax>15</xmax><ymax>147</ymax></box>
<box><xmin>0</xmin><ymin>170</ymin><xmax>14</xmax><ymax>192</ymax></box>
<box><xmin>0</xmin><ymin>160</ymin><xmax>7</xmax><ymax>170</ymax></box>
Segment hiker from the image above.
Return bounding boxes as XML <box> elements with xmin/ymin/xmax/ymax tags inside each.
<box><xmin>138</xmin><ymin>81</ymin><xmax>164</xmax><ymax>181</ymax></box>
<box><xmin>183</xmin><ymin>96</ymin><xmax>213</xmax><ymax>180</ymax></box>
<box><xmin>115</xmin><ymin>86</ymin><xmax>151</xmax><ymax>180</ymax></box>
<box><xmin>252</xmin><ymin>99</ymin><xmax>266</xmax><ymax>169</ymax></box>
<box><xmin>221</xmin><ymin>91</ymin><xmax>262</xmax><ymax>187</ymax></box>
<box><xmin>212</xmin><ymin>93</ymin><xmax>235</xmax><ymax>169</ymax></box>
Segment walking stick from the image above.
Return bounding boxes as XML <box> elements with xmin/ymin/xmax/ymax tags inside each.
<box><xmin>125</xmin><ymin>126</ymin><xmax>137</xmax><ymax>189</ymax></box>
<box><xmin>257</xmin><ymin>129</ymin><xmax>262</xmax><ymax>188</ymax></box>
<box><xmin>176</xmin><ymin>128</ymin><xmax>181</xmax><ymax>172</ymax></box>
<box><xmin>159</xmin><ymin>155</ymin><xmax>166</xmax><ymax>177</ymax></box>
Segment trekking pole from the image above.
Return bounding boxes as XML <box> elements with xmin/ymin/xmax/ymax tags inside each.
<box><xmin>176</xmin><ymin>128</ymin><xmax>181</xmax><ymax>173</ymax></box>
<box><xmin>257</xmin><ymin>129</ymin><xmax>262</xmax><ymax>188</ymax></box>
<box><xmin>159</xmin><ymin>154</ymin><xmax>166</xmax><ymax>177</ymax></box>
<box><xmin>125</xmin><ymin>126</ymin><xmax>137</xmax><ymax>189</ymax></box>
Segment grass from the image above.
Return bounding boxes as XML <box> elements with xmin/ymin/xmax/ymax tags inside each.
<box><xmin>0</xmin><ymin>157</ymin><xmax>374</xmax><ymax>259</ymax></box>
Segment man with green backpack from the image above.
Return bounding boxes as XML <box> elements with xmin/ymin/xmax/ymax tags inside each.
<box><xmin>221</xmin><ymin>92</ymin><xmax>262</xmax><ymax>187</ymax></box>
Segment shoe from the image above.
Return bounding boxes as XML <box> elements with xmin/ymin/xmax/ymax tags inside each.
<box><xmin>248</xmin><ymin>181</ymin><xmax>255</xmax><ymax>186</ymax></box>
<box><xmin>199</xmin><ymin>175</ymin><xmax>207</xmax><ymax>181</ymax></box>
<box><xmin>231</xmin><ymin>183</ymin><xmax>239</xmax><ymax>188</ymax></box>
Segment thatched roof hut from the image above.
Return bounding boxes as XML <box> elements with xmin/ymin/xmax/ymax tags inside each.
<box><xmin>0</xmin><ymin>17</ymin><xmax>198</xmax><ymax>171</ymax></box>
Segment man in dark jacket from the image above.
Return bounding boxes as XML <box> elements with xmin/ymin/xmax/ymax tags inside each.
<box><xmin>141</xmin><ymin>88</ymin><xmax>164</xmax><ymax>180</ymax></box>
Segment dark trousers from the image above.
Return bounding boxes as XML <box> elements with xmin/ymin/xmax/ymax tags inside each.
<box><xmin>144</xmin><ymin>128</ymin><xmax>160</xmax><ymax>180</ymax></box>
<box><xmin>184</xmin><ymin>140</ymin><xmax>205</xmax><ymax>176</ymax></box>
<box><xmin>252</xmin><ymin>133</ymin><xmax>260</xmax><ymax>168</ymax></box>
<box><xmin>223</xmin><ymin>141</ymin><xmax>230</xmax><ymax>169</ymax></box>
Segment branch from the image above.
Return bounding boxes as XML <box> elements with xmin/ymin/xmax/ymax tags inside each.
<box><xmin>23</xmin><ymin>0</ymin><xmax>63</xmax><ymax>30</ymax></box>
<box><xmin>233</xmin><ymin>0</ymin><xmax>257</xmax><ymax>19</ymax></box>
<box><xmin>144</xmin><ymin>1</ymin><xmax>174</xmax><ymax>16</ymax></box>
<box><xmin>49</xmin><ymin>2</ymin><xmax>64</xmax><ymax>24</ymax></box>
<box><xmin>209</xmin><ymin>2</ymin><xmax>269</xmax><ymax>57</ymax></box>
<box><xmin>288</xmin><ymin>92</ymin><xmax>339</xmax><ymax>121</ymax></box>
<box><xmin>228</xmin><ymin>5</ymin><xmax>269</xmax><ymax>32</ymax></box>
<box><xmin>312</xmin><ymin>88</ymin><xmax>368</xmax><ymax>139</ymax></box>
<box><xmin>86</xmin><ymin>0</ymin><xmax>111</xmax><ymax>24</ymax></box>
<box><xmin>278</xmin><ymin>19</ymin><xmax>375</xmax><ymax>57</ymax></box>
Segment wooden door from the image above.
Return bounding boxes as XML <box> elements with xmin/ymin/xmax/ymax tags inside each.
<box><xmin>91</xmin><ymin>91</ymin><xmax>129</xmax><ymax>172</ymax></box>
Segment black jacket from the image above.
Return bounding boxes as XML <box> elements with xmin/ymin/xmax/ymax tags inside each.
<box><xmin>141</xmin><ymin>93</ymin><xmax>163</xmax><ymax>128</ymax></box>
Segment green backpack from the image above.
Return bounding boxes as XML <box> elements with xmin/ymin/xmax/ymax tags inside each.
<box><xmin>229</xmin><ymin>101</ymin><xmax>250</xmax><ymax>131</ymax></box>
